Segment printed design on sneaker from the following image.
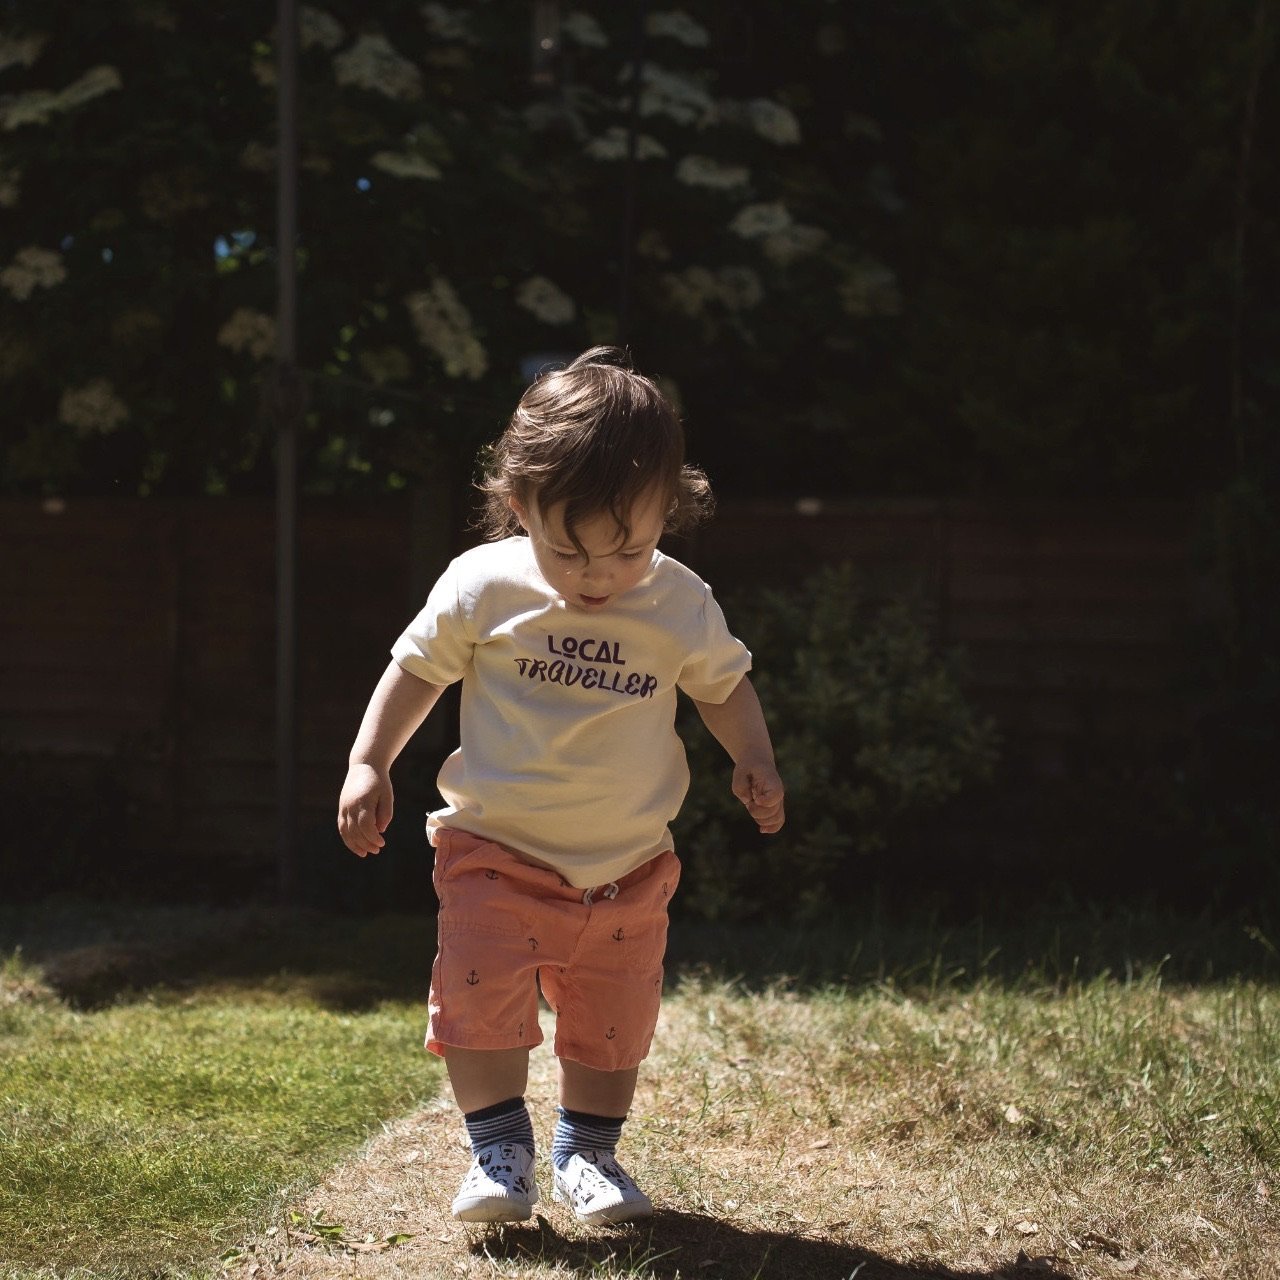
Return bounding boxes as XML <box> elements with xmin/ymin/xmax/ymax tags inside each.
<box><xmin>553</xmin><ymin>1149</ymin><xmax>652</xmax><ymax>1225</ymax></box>
<box><xmin>452</xmin><ymin>1141</ymin><xmax>539</xmax><ymax>1223</ymax></box>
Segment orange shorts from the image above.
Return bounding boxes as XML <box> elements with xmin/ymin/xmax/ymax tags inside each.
<box><xmin>426</xmin><ymin>828</ymin><xmax>680</xmax><ymax>1071</ymax></box>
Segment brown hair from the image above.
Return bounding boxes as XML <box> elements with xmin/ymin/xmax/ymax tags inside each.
<box><xmin>477</xmin><ymin>346</ymin><xmax>712</xmax><ymax>554</ymax></box>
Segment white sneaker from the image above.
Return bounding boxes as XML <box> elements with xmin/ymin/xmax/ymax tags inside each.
<box><xmin>552</xmin><ymin>1150</ymin><xmax>653</xmax><ymax>1225</ymax></box>
<box><xmin>451</xmin><ymin>1141</ymin><xmax>539</xmax><ymax>1222</ymax></box>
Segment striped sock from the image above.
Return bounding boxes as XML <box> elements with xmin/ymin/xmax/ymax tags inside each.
<box><xmin>551</xmin><ymin>1106</ymin><xmax>625</xmax><ymax>1171</ymax></box>
<box><xmin>463</xmin><ymin>1096</ymin><xmax>534</xmax><ymax>1157</ymax></box>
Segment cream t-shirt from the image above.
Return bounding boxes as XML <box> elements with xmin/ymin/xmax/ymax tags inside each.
<box><xmin>391</xmin><ymin>537</ymin><xmax>751</xmax><ymax>887</ymax></box>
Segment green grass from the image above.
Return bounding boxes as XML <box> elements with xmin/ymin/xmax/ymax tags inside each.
<box><xmin>0</xmin><ymin>947</ymin><xmax>441</xmax><ymax>1277</ymax></box>
<box><xmin>1</xmin><ymin>901</ymin><xmax>1278</xmax><ymax>1279</ymax></box>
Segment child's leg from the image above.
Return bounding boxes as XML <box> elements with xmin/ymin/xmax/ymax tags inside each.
<box><xmin>446</xmin><ymin>1046</ymin><xmax>531</xmax><ymax>1112</ymax></box>
<box><xmin>445</xmin><ymin>1046</ymin><xmax>538</xmax><ymax>1223</ymax></box>
<box><xmin>551</xmin><ymin>1058</ymin><xmax>651</xmax><ymax>1224</ymax></box>
<box><xmin>558</xmin><ymin>1058</ymin><xmax>637</xmax><ymax>1114</ymax></box>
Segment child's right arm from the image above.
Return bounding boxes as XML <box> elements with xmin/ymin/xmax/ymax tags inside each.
<box><xmin>337</xmin><ymin>660</ymin><xmax>446</xmax><ymax>857</ymax></box>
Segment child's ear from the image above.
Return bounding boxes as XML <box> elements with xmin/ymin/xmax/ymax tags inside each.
<box><xmin>508</xmin><ymin>495</ymin><xmax>532</xmax><ymax>532</ymax></box>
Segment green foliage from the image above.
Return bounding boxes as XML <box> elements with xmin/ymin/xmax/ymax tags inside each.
<box><xmin>1</xmin><ymin>2</ymin><xmax>1275</xmax><ymax>499</ymax></box>
<box><xmin>675</xmin><ymin>565</ymin><xmax>1000</xmax><ymax>922</ymax></box>
<box><xmin>0</xmin><ymin>1</ymin><xmax>895</xmax><ymax>499</ymax></box>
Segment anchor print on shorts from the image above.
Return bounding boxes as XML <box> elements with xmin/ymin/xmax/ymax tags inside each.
<box><xmin>466</xmin><ymin>969</ymin><xmax>480</xmax><ymax>986</ymax></box>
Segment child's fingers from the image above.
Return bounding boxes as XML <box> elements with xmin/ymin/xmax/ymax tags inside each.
<box><xmin>338</xmin><ymin>798</ymin><xmax>388</xmax><ymax>856</ymax></box>
<box><xmin>733</xmin><ymin>766</ymin><xmax>786</xmax><ymax>833</ymax></box>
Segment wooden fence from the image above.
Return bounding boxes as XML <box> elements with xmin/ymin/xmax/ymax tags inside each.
<box><xmin>1</xmin><ymin>495</ymin><xmax>1209</xmax><ymax>881</ymax></box>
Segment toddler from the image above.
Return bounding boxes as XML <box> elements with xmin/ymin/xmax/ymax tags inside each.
<box><xmin>337</xmin><ymin>347</ymin><xmax>784</xmax><ymax>1226</ymax></box>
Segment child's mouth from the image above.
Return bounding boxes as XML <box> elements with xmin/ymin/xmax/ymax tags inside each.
<box><xmin>579</xmin><ymin>594</ymin><xmax>610</xmax><ymax>608</ymax></box>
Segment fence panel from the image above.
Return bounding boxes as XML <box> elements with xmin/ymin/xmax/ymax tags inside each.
<box><xmin>0</xmin><ymin>495</ymin><xmax>1205</xmax><ymax>873</ymax></box>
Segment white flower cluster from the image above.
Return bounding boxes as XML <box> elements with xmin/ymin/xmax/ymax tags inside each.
<box><xmin>584</xmin><ymin>126</ymin><xmax>667</xmax><ymax>162</ymax></box>
<box><xmin>728</xmin><ymin>201</ymin><xmax>792</xmax><ymax>239</ymax></box>
<box><xmin>662</xmin><ymin>265</ymin><xmax>762</xmax><ymax>316</ymax></box>
<box><xmin>728</xmin><ymin>203</ymin><xmax>827</xmax><ymax>265</ymax></box>
<box><xmin>675</xmin><ymin>154</ymin><xmax>749</xmax><ymax>190</ymax></box>
<box><xmin>516</xmin><ymin>276</ymin><xmax>576</xmax><ymax>326</ymax></box>
<box><xmin>646</xmin><ymin>10</ymin><xmax>709</xmax><ymax>47</ymax></box>
<box><xmin>300</xmin><ymin>6</ymin><xmax>345</xmax><ymax>50</ymax></box>
<box><xmin>333</xmin><ymin>34</ymin><xmax>423</xmax><ymax>102</ymax></box>
<box><xmin>405</xmin><ymin>280</ymin><xmax>487</xmax><ymax>379</ymax></box>
<box><xmin>0</xmin><ymin>167</ymin><xmax>20</xmax><ymax>209</ymax></box>
<box><xmin>747</xmin><ymin>98</ymin><xmax>800</xmax><ymax>145</ymax></box>
<box><xmin>58</xmin><ymin>378</ymin><xmax>129</xmax><ymax>437</ymax></box>
<box><xmin>636</xmin><ymin>64</ymin><xmax>713</xmax><ymax>125</ymax></box>
<box><xmin>0</xmin><ymin>246</ymin><xmax>66</xmax><ymax>300</ymax></box>
<box><xmin>422</xmin><ymin>3</ymin><xmax>477</xmax><ymax>44</ymax></box>
<box><xmin>563</xmin><ymin>11</ymin><xmax>608</xmax><ymax>47</ymax></box>
<box><xmin>371</xmin><ymin>150</ymin><xmax>441</xmax><ymax>180</ymax></box>
<box><xmin>0</xmin><ymin>65</ymin><xmax>122</xmax><ymax>130</ymax></box>
<box><xmin>713</xmin><ymin>97</ymin><xmax>801</xmax><ymax>146</ymax></box>
<box><xmin>217</xmin><ymin>308</ymin><xmax>277</xmax><ymax>361</ymax></box>
<box><xmin>0</xmin><ymin>32</ymin><xmax>46</xmax><ymax>73</ymax></box>
<box><xmin>838</xmin><ymin>260</ymin><xmax>902</xmax><ymax>317</ymax></box>
<box><xmin>762</xmin><ymin>223</ymin><xmax>828</xmax><ymax>266</ymax></box>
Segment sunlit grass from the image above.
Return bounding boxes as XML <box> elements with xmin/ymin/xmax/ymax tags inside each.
<box><xmin>0</xmin><ymin>951</ymin><xmax>441</xmax><ymax>1277</ymax></box>
<box><xmin>2</xmin><ymin>904</ymin><xmax>1278</xmax><ymax>1279</ymax></box>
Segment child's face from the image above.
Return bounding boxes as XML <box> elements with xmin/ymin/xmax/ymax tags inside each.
<box><xmin>510</xmin><ymin>487</ymin><xmax>666</xmax><ymax>611</ymax></box>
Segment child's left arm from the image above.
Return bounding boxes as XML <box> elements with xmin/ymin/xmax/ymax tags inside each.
<box><xmin>689</xmin><ymin>676</ymin><xmax>785</xmax><ymax>834</ymax></box>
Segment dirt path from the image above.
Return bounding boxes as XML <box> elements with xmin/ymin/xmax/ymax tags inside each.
<box><xmin>221</xmin><ymin>992</ymin><xmax>1273</xmax><ymax>1280</ymax></box>
<box><xmin>220</xmin><ymin>1000</ymin><xmax>955</xmax><ymax>1280</ymax></box>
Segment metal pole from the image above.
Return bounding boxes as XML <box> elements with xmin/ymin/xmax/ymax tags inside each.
<box><xmin>275</xmin><ymin>0</ymin><xmax>300</xmax><ymax>898</ymax></box>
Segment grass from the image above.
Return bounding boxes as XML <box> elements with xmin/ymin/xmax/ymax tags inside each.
<box><xmin>1</xmin><ymin>901</ymin><xmax>1279</xmax><ymax>1279</ymax></box>
<box><xmin>0</xmin><ymin>919</ymin><xmax>442</xmax><ymax>1277</ymax></box>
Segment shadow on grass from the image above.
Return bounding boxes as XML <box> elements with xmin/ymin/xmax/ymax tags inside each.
<box><xmin>3</xmin><ymin>896</ymin><xmax>1277</xmax><ymax>1012</ymax></box>
<box><xmin>473</xmin><ymin>1211</ymin><xmax>1074</xmax><ymax>1279</ymax></box>
<box><xmin>0</xmin><ymin>901</ymin><xmax>436</xmax><ymax>1010</ymax></box>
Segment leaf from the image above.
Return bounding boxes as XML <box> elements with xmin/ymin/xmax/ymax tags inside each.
<box><xmin>1014</xmin><ymin>1220</ymin><xmax>1040</xmax><ymax>1236</ymax></box>
<box><xmin>1003</xmin><ymin>1103</ymin><xmax>1023</xmax><ymax>1124</ymax></box>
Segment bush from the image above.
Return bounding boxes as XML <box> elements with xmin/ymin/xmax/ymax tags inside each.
<box><xmin>674</xmin><ymin>565</ymin><xmax>1000</xmax><ymax>922</ymax></box>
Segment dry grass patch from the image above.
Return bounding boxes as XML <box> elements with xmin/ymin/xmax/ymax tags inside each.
<box><xmin>224</xmin><ymin>974</ymin><xmax>1279</xmax><ymax>1280</ymax></box>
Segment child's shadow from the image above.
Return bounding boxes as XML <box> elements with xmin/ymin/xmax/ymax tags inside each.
<box><xmin>473</xmin><ymin>1210</ymin><xmax>1074</xmax><ymax>1279</ymax></box>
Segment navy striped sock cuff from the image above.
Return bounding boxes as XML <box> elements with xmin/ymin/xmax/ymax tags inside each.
<box><xmin>463</xmin><ymin>1096</ymin><xmax>534</xmax><ymax>1156</ymax></box>
<box><xmin>552</xmin><ymin>1105</ymin><xmax>625</xmax><ymax>1170</ymax></box>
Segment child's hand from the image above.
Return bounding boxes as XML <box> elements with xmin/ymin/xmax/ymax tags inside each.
<box><xmin>338</xmin><ymin>763</ymin><xmax>394</xmax><ymax>856</ymax></box>
<box><xmin>731</xmin><ymin>760</ymin><xmax>786</xmax><ymax>834</ymax></box>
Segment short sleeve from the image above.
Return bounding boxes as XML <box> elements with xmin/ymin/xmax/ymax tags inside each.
<box><xmin>676</xmin><ymin>586</ymin><xmax>751</xmax><ymax>703</ymax></box>
<box><xmin>390</xmin><ymin>557</ymin><xmax>475</xmax><ymax>686</ymax></box>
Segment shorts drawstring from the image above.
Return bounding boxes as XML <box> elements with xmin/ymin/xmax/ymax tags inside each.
<box><xmin>582</xmin><ymin>882</ymin><xmax>619</xmax><ymax>906</ymax></box>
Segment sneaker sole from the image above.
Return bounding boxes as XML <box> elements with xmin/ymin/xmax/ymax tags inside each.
<box><xmin>552</xmin><ymin>1184</ymin><xmax>653</xmax><ymax>1226</ymax></box>
<box><xmin>452</xmin><ymin>1195</ymin><xmax>537</xmax><ymax>1223</ymax></box>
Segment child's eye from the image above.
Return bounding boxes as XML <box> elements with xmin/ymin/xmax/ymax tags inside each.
<box><xmin>551</xmin><ymin>549</ymin><xmax>580</xmax><ymax>562</ymax></box>
<box><xmin>620</xmin><ymin>550</ymin><xmax>647</xmax><ymax>562</ymax></box>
